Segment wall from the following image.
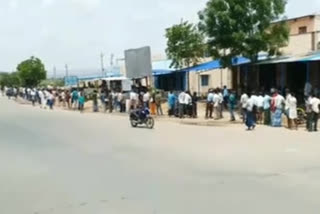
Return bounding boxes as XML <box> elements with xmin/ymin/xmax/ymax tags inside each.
<box><xmin>189</xmin><ymin>68</ymin><xmax>232</xmax><ymax>96</ymax></box>
<box><xmin>287</xmin><ymin>16</ymin><xmax>316</xmax><ymax>35</ymax></box>
<box><xmin>281</xmin><ymin>33</ymin><xmax>313</xmax><ymax>55</ymax></box>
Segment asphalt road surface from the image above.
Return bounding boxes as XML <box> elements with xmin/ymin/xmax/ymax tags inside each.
<box><xmin>1</xmin><ymin>96</ymin><xmax>320</xmax><ymax>214</ymax></box>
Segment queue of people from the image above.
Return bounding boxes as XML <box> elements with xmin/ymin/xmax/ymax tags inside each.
<box><xmin>2</xmin><ymin>84</ymin><xmax>319</xmax><ymax>132</ymax></box>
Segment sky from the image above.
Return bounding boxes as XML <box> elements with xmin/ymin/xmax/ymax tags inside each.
<box><xmin>0</xmin><ymin>0</ymin><xmax>320</xmax><ymax>76</ymax></box>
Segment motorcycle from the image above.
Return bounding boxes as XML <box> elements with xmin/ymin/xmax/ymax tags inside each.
<box><xmin>130</xmin><ymin>107</ymin><xmax>155</xmax><ymax>129</ymax></box>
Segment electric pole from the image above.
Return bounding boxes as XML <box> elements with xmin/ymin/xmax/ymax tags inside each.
<box><xmin>100</xmin><ymin>53</ymin><xmax>105</xmax><ymax>77</ymax></box>
<box><xmin>53</xmin><ymin>66</ymin><xmax>56</xmax><ymax>80</ymax></box>
<box><xmin>110</xmin><ymin>54</ymin><xmax>114</xmax><ymax>67</ymax></box>
<box><xmin>65</xmin><ymin>64</ymin><xmax>69</xmax><ymax>79</ymax></box>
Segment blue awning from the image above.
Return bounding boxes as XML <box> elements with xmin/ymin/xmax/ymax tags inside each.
<box><xmin>299</xmin><ymin>52</ymin><xmax>320</xmax><ymax>62</ymax></box>
<box><xmin>152</xmin><ymin>69</ymin><xmax>176</xmax><ymax>76</ymax></box>
<box><xmin>182</xmin><ymin>56</ymin><xmax>251</xmax><ymax>73</ymax></box>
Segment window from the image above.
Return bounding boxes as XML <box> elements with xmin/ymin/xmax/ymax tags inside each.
<box><xmin>201</xmin><ymin>75</ymin><xmax>209</xmax><ymax>86</ymax></box>
<box><xmin>298</xmin><ymin>26</ymin><xmax>307</xmax><ymax>34</ymax></box>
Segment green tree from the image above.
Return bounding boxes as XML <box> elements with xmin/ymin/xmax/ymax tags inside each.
<box><xmin>39</xmin><ymin>79</ymin><xmax>65</xmax><ymax>88</ymax></box>
<box><xmin>165</xmin><ymin>21</ymin><xmax>206</xmax><ymax>69</ymax></box>
<box><xmin>198</xmin><ymin>0</ymin><xmax>289</xmax><ymax>67</ymax></box>
<box><xmin>0</xmin><ymin>72</ymin><xmax>21</xmax><ymax>87</ymax></box>
<box><xmin>17</xmin><ymin>56</ymin><xmax>47</xmax><ymax>87</ymax></box>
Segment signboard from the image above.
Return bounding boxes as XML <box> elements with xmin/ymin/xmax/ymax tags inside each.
<box><xmin>122</xmin><ymin>79</ymin><xmax>132</xmax><ymax>91</ymax></box>
<box><xmin>64</xmin><ymin>76</ymin><xmax>78</xmax><ymax>86</ymax></box>
<box><xmin>125</xmin><ymin>46</ymin><xmax>152</xmax><ymax>79</ymax></box>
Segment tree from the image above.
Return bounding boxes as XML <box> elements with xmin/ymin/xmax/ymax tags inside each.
<box><xmin>198</xmin><ymin>0</ymin><xmax>289</xmax><ymax>67</ymax></box>
<box><xmin>165</xmin><ymin>21</ymin><xmax>206</xmax><ymax>69</ymax></box>
<box><xmin>0</xmin><ymin>72</ymin><xmax>21</xmax><ymax>87</ymax></box>
<box><xmin>39</xmin><ymin>79</ymin><xmax>65</xmax><ymax>88</ymax></box>
<box><xmin>17</xmin><ymin>56</ymin><xmax>47</xmax><ymax>87</ymax></box>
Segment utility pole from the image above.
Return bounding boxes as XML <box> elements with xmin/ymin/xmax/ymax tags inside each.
<box><xmin>110</xmin><ymin>54</ymin><xmax>114</xmax><ymax>67</ymax></box>
<box><xmin>53</xmin><ymin>66</ymin><xmax>56</xmax><ymax>80</ymax></box>
<box><xmin>65</xmin><ymin>64</ymin><xmax>69</xmax><ymax>79</ymax></box>
<box><xmin>100</xmin><ymin>53</ymin><xmax>105</xmax><ymax>77</ymax></box>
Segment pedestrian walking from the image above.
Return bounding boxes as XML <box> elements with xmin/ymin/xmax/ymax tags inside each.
<box><xmin>240</xmin><ymin>91</ymin><xmax>249</xmax><ymax>123</ymax></box>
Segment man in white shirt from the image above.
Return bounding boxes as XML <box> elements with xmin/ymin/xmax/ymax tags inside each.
<box><xmin>218</xmin><ymin>89</ymin><xmax>224</xmax><ymax>119</ymax></box>
<box><xmin>240</xmin><ymin>92</ymin><xmax>249</xmax><ymax>123</ymax></box>
<box><xmin>184</xmin><ymin>91</ymin><xmax>192</xmax><ymax>117</ymax></box>
<box><xmin>30</xmin><ymin>89</ymin><xmax>36</xmax><ymax>106</ymax></box>
<box><xmin>143</xmin><ymin>91</ymin><xmax>150</xmax><ymax>108</ymax></box>
<box><xmin>310</xmin><ymin>95</ymin><xmax>320</xmax><ymax>132</ymax></box>
<box><xmin>213</xmin><ymin>90</ymin><xmax>220</xmax><ymax>119</ymax></box>
<box><xmin>245</xmin><ymin>93</ymin><xmax>256</xmax><ymax>130</ymax></box>
<box><xmin>256</xmin><ymin>92</ymin><xmax>264</xmax><ymax>124</ymax></box>
<box><xmin>129</xmin><ymin>90</ymin><xmax>138</xmax><ymax>110</ymax></box>
<box><xmin>271</xmin><ymin>90</ymin><xmax>285</xmax><ymax>127</ymax></box>
<box><xmin>206</xmin><ymin>89</ymin><xmax>214</xmax><ymax>119</ymax></box>
<box><xmin>178</xmin><ymin>91</ymin><xmax>186</xmax><ymax>118</ymax></box>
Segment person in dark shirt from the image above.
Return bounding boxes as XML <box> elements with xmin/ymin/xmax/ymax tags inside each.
<box><xmin>192</xmin><ymin>92</ymin><xmax>198</xmax><ymax>118</ymax></box>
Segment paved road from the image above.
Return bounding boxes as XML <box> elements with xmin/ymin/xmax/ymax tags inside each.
<box><xmin>1</xmin><ymin>97</ymin><xmax>320</xmax><ymax>214</ymax></box>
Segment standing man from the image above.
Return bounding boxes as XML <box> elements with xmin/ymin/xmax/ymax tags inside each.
<box><xmin>30</xmin><ymin>89</ymin><xmax>36</xmax><ymax>106</ymax></box>
<box><xmin>168</xmin><ymin>91</ymin><xmax>176</xmax><ymax>117</ymax></box>
<box><xmin>143</xmin><ymin>90</ymin><xmax>150</xmax><ymax>108</ymax></box>
<box><xmin>271</xmin><ymin>89</ymin><xmax>285</xmax><ymax>127</ymax></box>
<box><xmin>256</xmin><ymin>92</ymin><xmax>264</xmax><ymax>124</ymax></box>
<box><xmin>305</xmin><ymin>95</ymin><xmax>313</xmax><ymax>131</ymax></box>
<box><xmin>213</xmin><ymin>89</ymin><xmax>220</xmax><ymax>120</ymax></box>
<box><xmin>240</xmin><ymin>91</ymin><xmax>249</xmax><ymax>123</ymax></box>
<box><xmin>130</xmin><ymin>89</ymin><xmax>138</xmax><ymax>110</ymax></box>
<box><xmin>178</xmin><ymin>91</ymin><xmax>186</xmax><ymax>118</ymax></box>
<box><xmin>263</xmin><ymin>91</ymin><xmax>271</xmax><ymax>125</ymax></box>
<box><xmin>93</xmin><ymin>90</ymin><xmax>99</xmax><ymax>112</ymax></box>
<box><xmin>218</xmin><ymin>88</ymin><xmax>224</xmax><ymax>119</ymax></box>
<box><xmin>118</xmin><ymin>91</ymin><xmax>125</xmax><ymax>113</ymax></box>
<box><xmin>192</xmin><ymin>92</ymin><xmax>198</xmax><ymax>118</ymax></box>
<box><xmin>155</xmin><ymin>91</ymin><xmax>163</xmax><ymax>116</ymax></box>
<box><xmin>71</xmin><ymin>89</ymin><xmax>79</xmax><ymax>110</ymax></box>
<box><xmin>185</xmin><ymin>91</ymin><xmax>192</xmax><ymax>117</ymax></box>
<box><xmin>310</xmin><ymin>94</ymin><xmax>320</xmax><ymax>132</ymax></box>
<box><xmin>287</xmin><ymin>92</ymin><xmax>298</xmax><ymax>130</ymax></box>
<box><xmin>206</xmin><ymin>89</ymin><xmax>214</xmax><ymax>119</ymax></box>
<box><xmin>245</xmin><ymin>93</ymin><xmax>256</xmax><ymax>130</ymax></box>
<box><xmin>223</xmin><ymin>85</ymin><xmax>229</xmax><ymax>110</ymax></box>
<box><xmin>228</xmin><ymin>90</ymin><xmax>237</xmax><ymax>121</ymax></box>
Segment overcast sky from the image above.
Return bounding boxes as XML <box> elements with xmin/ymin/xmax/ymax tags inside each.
<box><xmin>0</xmin><ymin>0</ymin><xmax>319</xmax><ymax>75</ymax></box>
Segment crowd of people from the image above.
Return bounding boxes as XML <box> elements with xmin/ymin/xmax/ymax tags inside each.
<box><xmin>2</xmin><ymin>84</ymin><xmax>319</xmax><ymax>132</ymax></box>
